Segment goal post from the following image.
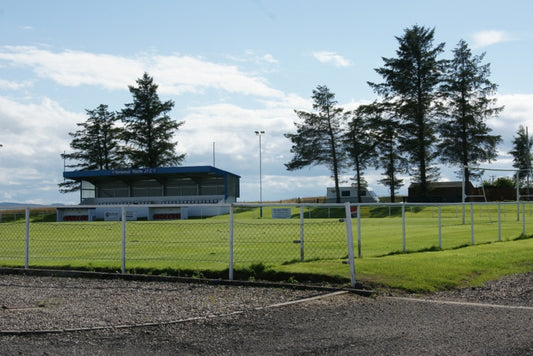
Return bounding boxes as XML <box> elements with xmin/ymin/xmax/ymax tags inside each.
<box><xmin>461</xmin><ymin>165</ymin><xmax>522</xmax><ymax>223</ymax></box>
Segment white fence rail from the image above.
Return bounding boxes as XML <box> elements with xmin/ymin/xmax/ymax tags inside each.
<box><xmin>1</xmin><ymin>201</ymin><xmax>532</xmax><ymax>287</ymax></box>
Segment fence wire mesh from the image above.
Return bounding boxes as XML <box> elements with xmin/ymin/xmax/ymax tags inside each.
<box><xmin>124</xmin><ymin>219</ymin><xmax>230</xmax><ymax>270</ymax></box>
<box><xmin>1</xmin><ymin>202</ymin><xmax>531</xmax><ymax>280</ymax></box>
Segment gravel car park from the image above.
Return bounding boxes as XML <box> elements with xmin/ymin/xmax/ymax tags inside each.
<box><xmin>1</xmin><ymin>271</ymin><xmax>532</xmax><ymax>355</ymax></box>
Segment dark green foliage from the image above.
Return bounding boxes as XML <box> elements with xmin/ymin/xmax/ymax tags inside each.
<box><xmin>366</xmin><ymin>102</ymin><xmax>407</xmax><ymax>202</ymax></box>
<box><xmin>369</xmin><ymin>25</ymin><xmax>445</xmax><ymax>199</ymax></box>
<box><xmin>483</xmin><ymin>176</ymin><xmax>515</xmax><ymax>189</ymax></box>
<box><xmin>343</xmin><ymin>105</ymin><xmax>377</xmax><ymax>202</ymax></box>
<box><xmin>60</xmin><ymin>74</ymin><xmax>187</xmax><ymax>194</ymax></box>
<box><xmin>59</xmin><ymin>104</ymin><xmax>123</xmax><ymax>193</ymax></box>
<box><xmin>121</xmin><ymin>72</ymin><xmax>185</xmax><ymax>168</ymax></box>
<box><xmin>438</xmin><ymin>40</ymin><xmax>503</xmax><ymax>185</ymax></box>
<box><xmin>285</xmin><ymin>85</ymin><xmax>346</xmax><ymax>202</ymax></box>
<box><xmin>509</xmin><ymin>125</ymin><xmax>533</xmax><ymax>185</ymax></box>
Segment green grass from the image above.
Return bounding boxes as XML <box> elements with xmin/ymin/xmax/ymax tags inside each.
<box><xmin>276</xmin><ymin>238</ymin><xmax>533</xmax><ymax>292</ymax></box>
<box><xmin>1</xmin><ymin>203</ymin><xmax>532</xmax><ymax>292</ymax></box>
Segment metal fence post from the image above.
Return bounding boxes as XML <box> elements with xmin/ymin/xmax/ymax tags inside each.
<box><xmin>498</xmin><ymin>203</ymin><xmax>502</xmax><ymax>241</ymax></box>
<box><xmin>470</xmin><ymin>203</ymin><xmax>475</xmax><ymax>245</ymax></box>
<box><xmin>438</xmin><ymin>205</ymin><xmax>442</xmax><ymax>249</ymax></box>
<box><xmin>25</xmin><ymin>207</ymin><xmax>30</xmax><ymax>269</ymax></box>
<box><xmin>357</xmin><ymin>204</ymin><xmax>361</xmax><ymax>258</ymax></box>
<box><xmin>344</xmin><ymin>202</ymin><xmax>356</xmax><ymax>288</ymax></box>
<box><xmin>402</xmin><ymin>203</ymin><xmax>406</xmax><ymax>252</ymax></box>
<box><xmin>522</xmin><ymin>202</ymin><xmax>526</xmax><ymax>236</ymax></box>
<box><xmin>121</xmin><ymin>206</ymin><xmax>126</xmax><ymax>274</ymax></box>
<box><xmin>229</xmin><ymin>204</ymin><xmax>234</xmax><ymax>281</ymax></box>
<box><xmin>299</xmin><ymin>206</ymin><xmax>304</xmax><ymax>262</ymax></box>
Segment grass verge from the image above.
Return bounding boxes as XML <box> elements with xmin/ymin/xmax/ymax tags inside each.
<box><xmin>1</xmin><ymin>237</ymin><xmax>531</xmax><ymax>293</ymax></box>
<box><xmin>272</xmin><ymin>237</ymin><xmax>533</xmax><ymax>293</ymax></box>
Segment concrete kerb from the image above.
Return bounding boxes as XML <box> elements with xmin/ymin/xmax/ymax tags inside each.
<box><xmin>0</xmin><ymin>267</ymin><xmax>375</xmax><ymax>297</ymax></box>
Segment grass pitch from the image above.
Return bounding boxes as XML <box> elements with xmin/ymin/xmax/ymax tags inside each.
<box><xmin>1</xmin><ymin>203</ymin><xmax>532</xmax><ymax>291</ymax></box>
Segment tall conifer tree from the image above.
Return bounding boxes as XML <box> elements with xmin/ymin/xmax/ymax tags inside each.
<box><xmin>285</xmin><ymin>85</ymin><xmax>346</xmax><ymax>203</ymax></box>
<box><xmin>59</xmin><ymin>104</ymin><xmax>122</xmax><ymax>193</ymax></box>
<box><xmin>438</xmin><ymin>40</ymin><xmax>502</xmax><ymax>186</ymax></box>
<box><xmin>369</xmin><ymin>25</ymin><xmax>445</xmax><ymax>200</ymax></box>
<box><xmin>509</xmin><ymin>125</ymin><xmax>533</xmax><ymax>186</ymax></box>
<box><xmin>121</xmin><ymin>73</ymin><xmax>185</xmax><ymax>168</ymax></box>
<box><xmin>368</xmin><ymin>102</ymin><xmax>408</xmax><ymax>203</ymax></box>
<box><xmin>343</xmin><ymin>105</ymin><xmax>377</xmax><ymax>203</ymax></box>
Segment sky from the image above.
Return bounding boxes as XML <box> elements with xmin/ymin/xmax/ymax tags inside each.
<box><xmin>1</xmin><ymin>0</ymin><xmax>533</xmax><ymax>205</ymax></box>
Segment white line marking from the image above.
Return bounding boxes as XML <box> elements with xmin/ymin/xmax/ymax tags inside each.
<box><xmin>385</xmin><ymin>296</ymin><xmax>533</xmax><ymax>311</ymax></box>
<box><xmin>257</xmin><ymin>291</ymin><xmax>349</xmax><ymax>309</ymax></box>
<box><xmin>0</xmin><ymin>291</ymin><xmax>350</xmax><ymax>334</ymax></box>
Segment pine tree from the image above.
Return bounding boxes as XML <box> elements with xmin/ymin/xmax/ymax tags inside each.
<box><xmin>121</xmin><ymin>72</ymin><xmax>185</xmax><ymax>168</ymax></box>
<box><xmin>343</xmin><ymin>105</ymin><xmax>377</xmax><ymax>203</ymax></box>
<box><xmin>509</xmin><ymin>125</ymin><xmax>533</xmax><ymax>186</ymax></box>
<box><xmin>285</xmin><ymin>85</ymin><xmax>346</xmax><ymax>203</ymax></box>
<box><xmin>59</xmin><ymin>104</ymin><xmax>122</xmax><ymax>193</ymax></box>
<box><xmin>369</xmin><ymin>25</ymin><xmax>445</xmax><ymax>200</ymax></box>
<box><xmin>368</xmin><ymin>102</ymin><xmax>408</xmax><ymax>203</ymax></box>
<box><xmin>438</xmin><ymin>40</ymin><xmax>502</xmax><ymax>186</ymax></box>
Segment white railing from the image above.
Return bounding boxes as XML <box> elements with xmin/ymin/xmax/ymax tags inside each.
<box><xmin>1</xmin><ymin>201</ymin><xmax>532</xmax><ymax>288</ymax></box>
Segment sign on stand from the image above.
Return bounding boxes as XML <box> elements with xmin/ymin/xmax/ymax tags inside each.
<box><xmin>272</xmin><ymin>208</ymin><xmax>291</xmax><ymax>219</ymax></box>
<box><xmin>350</xmin><ymin>206</ymin><xmax>358</xmax><ymax>218</ymax></box>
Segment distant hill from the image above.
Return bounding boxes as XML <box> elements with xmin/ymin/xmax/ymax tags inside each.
<box><xmin>0</xmin><ymin>202</ymin><xmax>65</xmax><ymax>207</ymax></box>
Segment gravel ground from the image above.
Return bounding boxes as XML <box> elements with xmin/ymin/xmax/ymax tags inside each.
<box><xmin>428</xmin><ymin>272</ymin><xmax>533</xmax><ymax>307</ymax></box>
<box><xmin>1</xmin><ymin>271</ymin><xmax>532</xmax><ymax>355</ymax></box>
<box><xmin>0</xmin><ymin>273</ymin><xmax>326</xmax><ymax>332</ymax></box>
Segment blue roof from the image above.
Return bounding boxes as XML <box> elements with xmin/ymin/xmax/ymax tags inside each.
<box><xmin>63</xmin><ymin>165</ymin><xmax>240</xmax><ymax>180</ymax></box>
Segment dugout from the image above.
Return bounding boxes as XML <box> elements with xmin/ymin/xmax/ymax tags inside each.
<box><xmin>56</xmin><ymin>207</ymin><xmax>96</xmax><ymax>221</ymax></box>
<box><xmin>61</xmin><ymin>166</ymin><xmax>240</xmax><ymax>220</ymax></box>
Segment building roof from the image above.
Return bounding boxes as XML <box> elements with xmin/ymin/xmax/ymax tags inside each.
<box><xmin>63</xmin><ymin>166</ymin><xmax>240</xmax><ymax>183</ymax></box>
<box><xmin>408</xmin><ymin>181</ymin><xmax>471</xmax><ymax>189</ymax></box>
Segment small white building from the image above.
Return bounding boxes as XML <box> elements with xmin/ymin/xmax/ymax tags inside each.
<box><xmin>326</xmin><ymin>186</ymin><xmax>379</xmax><ymax>203</ymax></box>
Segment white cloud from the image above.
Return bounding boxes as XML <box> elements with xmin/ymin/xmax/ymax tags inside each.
<box><xmin>261</xmin><ymin>54</ymin><xmax>278</xmax><ymax>64</ymax></box>
<box><xmin>493</xmin><ymin>93</ymin><xmax>533</xmax><ymax>135</ymax></box>
<box><xmin>0</xmin><ymin>45</ymin><xmax>298</xmax><ymax>203</ymax></box>
<box><xmin>312</xmin><ymin>51</ymin><xmax>351</xmax><ymax>67</ymax></box>
<box><xmin>0</xmin><ymin>46</ymin><xmax>284</xmax><ymax>98</ymax></box>
<box><xmin>0</xmin><ymin>79</ymin><xmax>32</xmax><ymax>90</ymax></box>
<box><xmin>471</xmin><ymin>30</ymin><xmax>512</xmax><ymax>49</ymax></box>
<box><xmin>152</xmin><ymin>54</ymin><xmax>282</xmax><ymax>97</ymax></box>
<box><xmin>0</xmin><ymin>46</ymin><xmax>142</xmax><ymax>89</ymax></box>
<box><xmin>179</xmin><ymin>101</ymin><xmax>296</xmax><ymax>160</ymax></box>
<box><xmin>0</xmin><ymin>96</ymin><xmax>82</xmax><ymax>156</ymax></box>
<box><xmin>1</xmin><ymin>43</ymin><xmax>532</xmax><ymax>203</ymax></box>
<box><xmin>497</xmin><ymin>94</ymin><xmax>533</xmax><ymax>120</ymax></box>
<box><xmin>0</xmin><ymin>96</ymin><xmax>83</xmax><ymax>204</ymax></box>
<box><xmin>494</xmin><ymin>93</ymin><xmax>533</xmax><ymax>150</ymax></box>
<box><xmin>228</xmin><ymin>50</ymin><xmax>279</xmax><ymax>65</ymax></box>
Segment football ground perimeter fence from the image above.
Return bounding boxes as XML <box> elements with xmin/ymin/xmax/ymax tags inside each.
<box><xmin>1</xmin><ymin>201</ymin><xmax>532</xmax><ymax>287</ymax></box>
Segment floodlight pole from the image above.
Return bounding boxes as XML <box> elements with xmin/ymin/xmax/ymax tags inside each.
<box><xmin>212</xmin><ymin>142</ymin><xmax>216</xmax><ymax>167</ymax></box>
<box><xmin>254</xmin><ymin>130</ymin><xmax>265</xmax><ymax>218</ymax></box>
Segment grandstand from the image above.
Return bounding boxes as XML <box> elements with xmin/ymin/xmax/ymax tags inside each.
<box><xmin>58</xmin><ymin>166</ymin><xmax>240</xmax><ymax>220</ymax></box>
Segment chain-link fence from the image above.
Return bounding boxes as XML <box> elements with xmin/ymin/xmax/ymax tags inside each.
<box><xmin>1</xmin><ymin>202</ymin><xmax>532</xmax><ymax>285</ymax></box>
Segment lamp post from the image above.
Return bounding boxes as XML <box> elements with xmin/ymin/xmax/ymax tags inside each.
<box><xmin>254</xmin><ymin>130</ymin><xmax>265</xmax><ymax>218</ymax></box>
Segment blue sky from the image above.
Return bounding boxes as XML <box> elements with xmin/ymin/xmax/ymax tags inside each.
<box><xmin>1</xmin><ymin>0</ymin><xmax>533</xmax><ymax>204</ymax></box>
